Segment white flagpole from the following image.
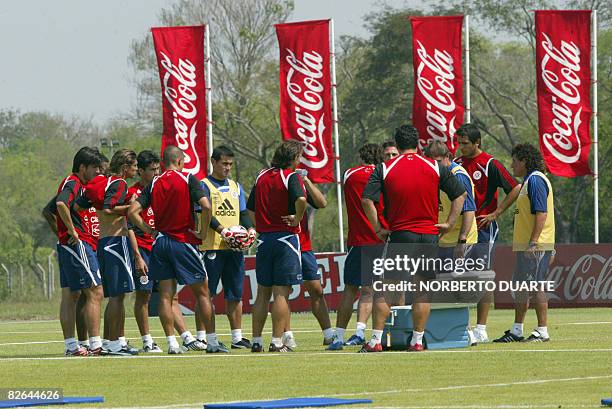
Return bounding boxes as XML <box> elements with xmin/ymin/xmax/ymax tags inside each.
<box><xmin>330</xmin><ymin>19</ymin><xmax>345</xmax><ymax>253</ymax></box>
<box><xmin>592</xmin><ymin>10</ymin><xmax>599</xmax><ymax>243</ymax></box>
<box><xmin>205</xmin><ymin>24</ymin><xmax>213</xmax><ymax>175</ymax></box>
<box><xmin>465</xmin><ymin>15</ymin><xmax>471</xmax><ymax>123</ymax></box>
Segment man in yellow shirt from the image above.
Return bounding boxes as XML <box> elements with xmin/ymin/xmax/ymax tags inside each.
<box><xmin>494</xmin><ymin>143</ymin><xmax>555</xmax><ymax>343</ymax></box>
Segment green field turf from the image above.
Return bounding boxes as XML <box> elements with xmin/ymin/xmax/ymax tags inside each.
<box><xmin>0</xmin><ymin>307</ymin><xmax>611</xmax><ymax>409</ymax></box>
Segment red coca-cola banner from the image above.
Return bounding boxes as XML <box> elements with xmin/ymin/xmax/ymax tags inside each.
<box><xmin>410</xmin><ymin>16</ymin><xmax>464</xmax><ymax>154</ymax></box>
<box><xmin>535</xmin><ymin>11</ymin><xmax>592</xmax><ymax>177</ymax></box>
<box><xmin>275</xmin><ymin>20</ymin><xmax>334</xmax><ymax>183</ymax></box>
<box><xmin>152</xmin><ymin>26</ymin><xmax>208</xmax><ymax>179</ymax></box>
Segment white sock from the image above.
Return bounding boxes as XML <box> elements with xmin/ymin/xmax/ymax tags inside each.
<box><xmin>356</xmin><ymin>322</ymin><xmax>366</xmax><ymax>338</ymax></box>
<box><xmin>536</xmin><ymin>326</ymin><xmax>549</xmax><ymax>338</ymax></box>
<box><xmin>142</xmin><ymin>334</ymin><xmax>153</xmax><ymax>346</ymax></box>
<box><xmin>196</xmin><ymin>330</ymin><xmax>207</xmax><ymax>341</ymax></box>
<box><xmin>369</xmin><ymin>330</ymin><xmax>383</xmax><ymax>346</ymax></box>
<box><xmin>511</xmin><ymin>323</ymin><xmax>524</xmax><ymax>337</ymax></box>
<box><xmin>476</xmin><ymin>324</ymin><xmax>487</xmax><ymax>332</ymax></box>
<box><xmin>206</xmin><ymin>333</ymin><xmax>219</xmax><ymax>347</ymax></box>
<box><xmin>109</xmin><ymin>339</ymin><xmax>123</xmax><ymax>352</ymax></box>
<box><xmin>322</xmin><ymin>328</ymin><xmax>334</xmax><ymax>339</ymax></box>
<box><xmin>231</xmin><ymin>329</ymin><xmax>242</xmax><ymax>343</ymax></box>
<box><xmin>166</xmin><ymin>336</ymin><xmax>179</xmax><ymax>349</ymax></box>
<box><xmin>181</xmin><ymin>331</ymin><xmax>195</xmax><ymax>343</ymax></box>
<box><xmin>271</xmin><ymin>337</ymin><xmax>283</xmax><ymax>347</ymax></box>
<box><xmin>411</xmin><ymin>331</ymin><xmax>424</xmax><ymax>346</ymax></box>
<box><xmin>118</xmin><ymin>336</ymin><xmax>127</xmax><ymax>347</ymax></box>
<box><xmin>335</xmin><ymin>327</ymin><xmax>346</xmax><ymax>342</ymax></box>
<box><xmin>283</xmin><ymin>331</ymin><xmax>294</xmax><ymax>340</ymax></box>
<box><xmin>78</xmin><ymin>339</ymin><xmax>90</xmax><ymax>347</ymax></box>
<box><xmin>252</xmin><ymin>336</ymin><xmax>263</xmax><ymax>346</ymax></box>
<box><xmin>65</xmin><ymin>338</ymin><xmax>78</xmax><ymax>351</ymax></box>
<box><xmin>89</xmin><ymin>336</ymin><xmax>102</xmax><ymax>350</ymax></box>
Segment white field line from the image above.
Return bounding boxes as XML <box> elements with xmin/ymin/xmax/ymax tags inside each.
<box><xmin>2</xmin><ymin>348</ymin><xmax>612</xmax><ymax>361</ymax></box>
<box><xmin>67</xmin><ymin>406</ymin><xmax>599</xmax><ymax>409</ymax></box>
<box><xmin>557</xmin><ymin>321</ymin><xmax>612</xmax><ymax>325</ymax></box>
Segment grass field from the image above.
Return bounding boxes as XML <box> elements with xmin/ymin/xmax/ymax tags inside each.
<box><xmin>0</xmin><ymin>307</ymin><xmax>611</xmax><ymax>409</ymax></box>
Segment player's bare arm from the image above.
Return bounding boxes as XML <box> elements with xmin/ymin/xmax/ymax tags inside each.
<box><xmin>477</xmin><ymin>184</ymin><xmax>522</xmax><ymax>228</ymax></box>
<box><xmin>303</xmin><ymin>176</ymin><xmax>328</xmax><ymax>208</ymax></box>
<box><xmin>436</xmin><ymin>191</ymin><xmax>466</xmax><ymax>235</ymax></box>
<box><xmin>128</xmin><ymin>229</ymin><xmax>148</xmax><ymax>275</ymax></box>
<box><xmin>56</xmin><ymin>201</ymin><xmax>79</xmax><ymax>244</ymax></box>
<box><xmin>128</xmin><ymin>200</ymin><xmax>152</xmax><ymax>236</ymax></box>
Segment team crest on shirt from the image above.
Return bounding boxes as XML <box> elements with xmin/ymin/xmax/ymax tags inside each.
<box><xmin>473</xmin><ymin>170</ymin><xmax>482</xmax><ymax>180</ymax></box>
<box><xmin>230</xmin><ymin>189</ymin><xmax>239</xmax><ymax>199</ymax></box>
<box><xmin>147</xmin><ymin>208</ymin><xmax>154</xmax><ymax>217</ymax></box>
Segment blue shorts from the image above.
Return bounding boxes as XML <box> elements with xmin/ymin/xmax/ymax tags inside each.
<box><xmin>134</xmin><ymin>248</ymin><xmax>154</xmax><ymax>292</ymax></box>
<box><xmin>255</xmin><ymin>232</ymin><xmax>302</xmax><ymax>287</ymax></box>
<box><xmin>97</xmin><ymin>236</ymin><xmax>135</xmax><ymax>298</ymax></box>
<box><xmin>474</xmin><ymin>220</ymin><xmax>499</xmax><ymax>269</ymax></box>
<box><xmin>344</xmin><ymin>246</ymin><xmax>363</xmax><ymax>287</ymax></box>
<box><xmin>301</xmin><ymin>251</ymin><xmax>320</xmax><ymax>281</ymax></box>
<box><xmin>513</xmin><ymin>251</ymin><xmax>552</xmax><ymax>283</ymax></box>
<box><xmin>149</xmin><ymin>234</ymin><xmax>206</xmax><ymax>286</ymax></box>
<box><xmin>58</xmin><ymin>241</ymin><xmax>102</xmax><ymax>291</ymax></box>
<box><xmin>204</xmin><ymin>250</ymin><xmax>245</xmax><ymax>300</ymax></box>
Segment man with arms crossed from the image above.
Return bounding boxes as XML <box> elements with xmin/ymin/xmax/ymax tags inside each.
<box><xmin>128</xmin><ymin>146</ymin><xmax>216</xmax><ymax>354</ymax></box>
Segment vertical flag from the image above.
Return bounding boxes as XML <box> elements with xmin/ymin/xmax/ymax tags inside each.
<box><xmin>275</xmin><ymin>20</ymin><xmax>334</xmax><ymax>183</ymax></box>
<box><xmin>410</xmin><ymin>16</ymin><xmax>464</xmax><ymax>154</ymax></box>
<box><xmin>152</xmin><ymin>25</ymin><xmax>208</xmax><ymax>179</ymax></box>
<box><xmin>535</xmin><ymin>10</ymin><xmax>592</xmax><ymax>177</ymax></box>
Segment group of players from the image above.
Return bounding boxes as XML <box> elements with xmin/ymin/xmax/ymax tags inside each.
<box><xmin>46</xmin><ymin>121</ymin><xmax>555</xmax><ymax>355</ymax></box>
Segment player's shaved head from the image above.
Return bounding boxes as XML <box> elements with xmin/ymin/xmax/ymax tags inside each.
<box><xmin>163</xmin><ymin>145</ymin><xmax>184</xmax><ymax>168</ymax></box>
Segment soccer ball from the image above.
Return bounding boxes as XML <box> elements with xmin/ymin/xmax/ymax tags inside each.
<box><xmin>222</xmin><ymin>225</ymin><xmax>253</xmax><ymax>250</ymax></box>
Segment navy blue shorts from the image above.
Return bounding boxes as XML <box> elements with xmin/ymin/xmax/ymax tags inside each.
<box><xmin>301</xmin><ymin>251</ymin><xmax>320</xmax><ymax>281</ymax></box>
<box><xmin>97</xmin><ymin>236</ymin><xmax>135</xmax><ymax>298</ymax></box>
<box><xmin>344</xmin><ymin>246</ymin><xmax>363</xmax><ymax>287</ymax></box>
<box><xmin>204</xmin><ymin>250</ymin><xmax>245</xmax><ymax>300</ymax></box>
<box><xmin>473</xmin><ymin>221</ymin><xmax>499</xmax><ymax>269</ymax></box>
<box><xmin>134</xmin><ymin>248</ymin><xmax>154</xmax><ymax>292</ymax></box>
<box><xmin>149</xmin><ymin>234</ymin><xmax>206</xmax><ymax>286</ymax></box>
<box><xmin>58</xmin><ymin>241</ymin><xmax>102</xmax><ymax>291</ymax></box>
<box><xmin>513</xmin><ymin>251</ymin><xmax>552</xmax><ymax>283</ymax></box>
<box><xmin>255</xmin><ymin>232</ymin><xmax>302</xmax><ymax>287</ymax></box>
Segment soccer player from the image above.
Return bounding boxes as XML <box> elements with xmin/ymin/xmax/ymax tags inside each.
<box><xmin>361</xmin><ymin>125</ymin><xmax>466</xmax><ymax>352</ymax></box>
<box><xmin>246</xmin><ymin>140</ymin><xmax>307</xmax><ymax>353</ymax></box>
<box><xmin>76</xmin><ymin>149</ymin><xmax>138</xmax><ymax>356</ymax></box>
<box><xmin>43</xmin><ymin>154</ymin><xmax>109</xmax><ymax>351</ymax></box>
<box><xmin>493</xmin><ymin>143</ymin><xmax>555</xmax><ymax>343</ymax></box>
<box><xmin>199</xmin><ymin>145</ymin><xmax>254</xmax><ymax>350</ymax></box>
<box><xmin>382</xmin><ymin>140</ymin><xmax>399</xmax><ymax>161</ymax></box>
<box><xmin>128</xmin><ymin>146</ymin><xmax>216</xmax><ymax>354</ymax></box>
<box><xmin>54</xmin><ymin>147</ymin><xmax>104</xmax><ymax>356</ymax></box>
<box><xmin>327</xmin><ymin>143</ymin><xmax>386</xmax><ymax>351</ymax></box>
<box><xmin>424</xmin><ymin>141</ymin><xmax>478</xmax><ymax>255</ymax></box>
<box><xmin>455</xmin><ymin>124</ymin><xmax>521</xmax><ymax>343</ymax></box>
<box><xmin>281</xmin><ymin>169</ymin><xmax>333</xmax><ymax>348</ymax></box>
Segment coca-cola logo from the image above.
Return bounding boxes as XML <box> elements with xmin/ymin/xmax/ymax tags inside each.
<box><xmin>159</xmin><ymin>51</ymin><xmax>201</xmax><ymax>175</ymax></box>
<box><xmin>415</xmin><ymin>40</ymin><xmax>457</xmax><ymax>151</ymax></box>
<box><xmin>540</xmin><ymin>33</ymin><xmax>583</xmax><ymax>164</ymax></box>
<box><xmin>285</xmin><ymin>48</ymin><xmax>328</xmax><ymax>169</ymax></box>
<box><xmin>546</xmin><ymin>254</ymin><xmax>612</xmax><ymax>302</ymax></box>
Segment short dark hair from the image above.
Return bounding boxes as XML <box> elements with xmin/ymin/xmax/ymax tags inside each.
<box><xmin>137</xmin><ymin>150</ymin><xmax>160</xmax><ymax>170</ymax></box>
<box><xmin>163</xmin><ymin>145</ymin><xmax>184</xmax><ymax>168</ymax></box>
<box><xmin>72</xmin><ymin>147</ymin><xmax>101</xmax><ymax>173</ymax></box>
<box><xmin>99</xmin><ymin>153</ymin><xmax>109</xmax><ymax>164</ymax></box>
<box><xmin>394</xmin><ymin>125</ymin><xmax>419</xmax><ymax>150</ymax></box>
<box><xmin>211</xmin><ymin>145</ymin><xmax>235</xmax><ymax>161</ymax></box>
<box><xmin>511</xmin><ymin>143</ymin><xmax>546</xmax><ymax>174</ymax></box>
<box><xmin>271</xmin><ymin>140</ymin><xmax>303</xmax><ymax>169</ymax></box>
<box><xmin>382</xmin><ymin>140</ymin><xmax>397</xmax><ymax>149</ymax></box>
<box><xmin>456</xmin><ymin>123</ymin><xmax>481</xmax><ymax>146</ymax></box>
<box><xmin>110</xmin><ymin>149</ymin><xmax>137</xmax><ymax>175</ymax></box>
<box><xmin>423</xmin><ymin>141</ymin><xmax>451</xmax><ymax>159</ymax></box>
<box><xmin>359</xmin><ymin>143</ymin><xmax>384</xmax><ymax>165</ymax></box>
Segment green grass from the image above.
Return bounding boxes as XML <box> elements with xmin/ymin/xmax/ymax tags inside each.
<box><xmin>0</xmin><ymin>308</ymin><xmax>611</xmax><ymax>408</ymax></box>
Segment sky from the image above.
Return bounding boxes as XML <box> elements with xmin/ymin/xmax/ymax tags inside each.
<box><xmin>0</xmin><ymin>0</ymin><xmax>419</xmax><ymax>124</ymax></box>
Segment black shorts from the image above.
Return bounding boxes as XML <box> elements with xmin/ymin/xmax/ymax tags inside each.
<box><xmin>387</xmin><ymin>230</ymin><xmax>439</xmax><ymax>279</ymax></box>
